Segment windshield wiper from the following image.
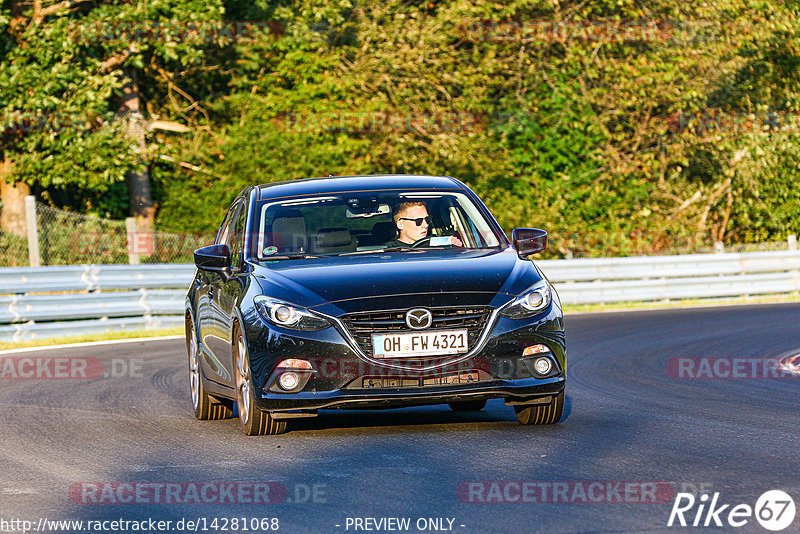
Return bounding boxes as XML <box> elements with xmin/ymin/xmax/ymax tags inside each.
<box><xmin>339</xmin><ymin>246</ymin><xmax>418</xmax><ymax>255</ymax></box>
<box><xmin>262</xmin><ymin>253</ymin><xmax>320</xmax><ymax>260</ymax></box>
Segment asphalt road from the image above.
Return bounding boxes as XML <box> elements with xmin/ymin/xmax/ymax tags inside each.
<box><xmin>1</xmin><ymin>303</ymin><xmax>799</xmax><ymax>534</ymax></box>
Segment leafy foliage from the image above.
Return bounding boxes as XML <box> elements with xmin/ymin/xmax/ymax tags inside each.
<box><xmin>2</xmin><ymin>0</ymin><xmax>799</xmax><ymax>256</ymax></box>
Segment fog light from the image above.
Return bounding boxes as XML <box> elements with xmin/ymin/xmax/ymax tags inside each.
<box><xmin>278</xmin><ymin>372</ymin><xmax>300</xmax><ymax>390</ymax></box>
<box><xmin>533</xmin><ymin>357</ymin><xmax>552</xmax><ymax>375</ymax></box>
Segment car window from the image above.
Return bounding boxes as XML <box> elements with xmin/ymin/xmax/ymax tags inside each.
<box><xmin>252</xmin><ymin>191</ymin><xmax>502</xmax><ymax>259</ymax></box>
<box><xmin>215</xmin><ymin>202</ymin><xmax>240</xmax><ymax>246</ymax></box>
<box><xmin>229</xmin><ymin>202</ymin><xmax>246</xmax><ymax>270</ymax></box>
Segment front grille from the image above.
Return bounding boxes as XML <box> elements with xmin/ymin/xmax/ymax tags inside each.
<box><xmin>340</xmin><ymin>306</ymin><xmax>493</xmax><ymax>357</ymax></box>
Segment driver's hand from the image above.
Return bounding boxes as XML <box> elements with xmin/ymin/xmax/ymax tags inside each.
<box><xmin>449</xmin><ymin>235</ymin><xmax>463</xmax><ymax>247</ymax></box>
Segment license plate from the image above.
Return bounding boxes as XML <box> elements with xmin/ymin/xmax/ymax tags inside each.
<box><xmin>372</xmin><ymin>329</ymin><xmax>469</xmax><ymax>358</ymax></box>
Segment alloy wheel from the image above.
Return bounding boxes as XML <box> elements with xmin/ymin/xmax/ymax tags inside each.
<box><xmin>235</xmin><ymin>335</ymin><xmax>251</xmax><ymax>426</ymax></box>
<box><xmin>188</xmin><ymin>326</ymin><xmax>200</xmax><ymax>409</ymax></box>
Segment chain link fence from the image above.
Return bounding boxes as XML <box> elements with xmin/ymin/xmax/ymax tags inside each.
<box><xmin>0</xmin><ymin>229</ymin><xmax>28</xmax><ymax>266</ymax></box>
<box><xmin>0</xmin><ymin>200</ymin><xmax>213</xmax><ymax>266</ymax></box>
<box><xmin>37</xmin><ymin>203</ymin><xmax>129</xmax><ymax>265</ymax></box>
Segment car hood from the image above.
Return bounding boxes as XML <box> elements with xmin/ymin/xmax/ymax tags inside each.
<box><xmin>252</xmin><ymin>248</ymin><xmax>542</xmax><ymax>315</ymax></box>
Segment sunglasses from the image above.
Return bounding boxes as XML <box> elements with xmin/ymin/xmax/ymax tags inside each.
<box><xmin>399</xmin><ymin>216</ymin><xmax>432</xmax><ymax>226</ymax></box>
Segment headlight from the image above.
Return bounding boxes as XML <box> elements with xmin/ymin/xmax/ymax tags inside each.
<box><xmin>254</xmin><ymin>296</ymin><xmax>331</xmax><ymax>331</ymax></box>
<box><xmin>499</xmin><ymin>280</ymin><xmax>552</xmax><ymax>319</ymax></box>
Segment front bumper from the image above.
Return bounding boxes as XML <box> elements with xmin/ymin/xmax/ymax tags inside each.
<box><xmin>241</xmin><ymin>304</ymin><xmax>566</xmax><ymax>413</ymax></box>
<box><xmin>255</xmin><ymin>376</ymin><xmax>564</xmax><ymax>412</ymax></box>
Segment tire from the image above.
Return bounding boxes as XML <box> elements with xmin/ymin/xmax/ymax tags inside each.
<box><xmin>514</xmin><ymin>391</ymin><xmax>564</xmax><ymax>425</ymax></box>
<box><xmin>448</xmin><ymin>399</ymin><xmax>487</xmax><ymax>412</ymax></box>
<box><xmin>186</xmin><ymin>317</ymin><xmax>232</xmax><ymax>421</ymax></box>
<box><xmin>233</xmin><ymin>325</ymin><xmax>287</xmax><ymax>436</ymax></box>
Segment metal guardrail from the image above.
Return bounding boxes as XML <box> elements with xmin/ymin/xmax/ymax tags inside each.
<box><xmin>0</xmin><ymin>264</ymin><xmax>196</xmax><ymax>294</ymax></box>
<box><xmin>0</xmin><ymin>265</ymin><xmax>194</xmax><ymax>342</ymax></box>
<box><xmin>0</xmin><ymin>290</ymin><xmax>184</xmax><ymax>323</ymax></box>
<box><xmin>553</xmin><ymin>271</ymin><xmax>800</xmax><ymax>305</ymax></box>
<box><xmin>538</xmin><ymin>250</ymin><xmax>800</xmax><ymax>305</ymax></box>
<box><xmin>538</xmin><ymin>250</ymin><xmax>800</xmax><ymax>282</ymax></box>
<box><xmin>1</xmin><ymin>250</ymin><xmax>799</xmax><ymax>342</ymax></box>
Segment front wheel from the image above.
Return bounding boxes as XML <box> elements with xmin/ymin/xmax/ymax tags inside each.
<box><xmin>233</xmin><ymin>327</ymin><xmax>287</xmax><ymax>436</ymax></box>
<box><xmin>187</xmin><ymin>318</ymin><xmax>232</xmax><ymax>420</ymax></box>
<box><xmin>514</xmin><ymin>391</ymin><xmax>564</xmax><ymax>425</ymax></box>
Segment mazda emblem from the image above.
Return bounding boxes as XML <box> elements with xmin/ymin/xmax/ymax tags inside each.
<box><xmin>405</xmin><ymin>308</ymin><xmax>433</xmax><ymax>330</ymax></box>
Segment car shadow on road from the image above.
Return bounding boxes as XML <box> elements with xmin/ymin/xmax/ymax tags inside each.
<box><xmin>284</xmin><ymin>393</ymin><xmax>572</xmax><ymax>434</ymax></box>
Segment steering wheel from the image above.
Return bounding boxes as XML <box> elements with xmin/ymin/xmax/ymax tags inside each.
<box><xmin>411</xmin><ymin>236</ymin><xmax>462</xmax><ymax>249</ymax></box>
<box><xmin>410</xmin><ymin>237</ymin><xmax>433</xmax><ymax>248</ymax></box>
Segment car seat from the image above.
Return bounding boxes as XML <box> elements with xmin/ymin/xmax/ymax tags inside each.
<box><xmin>270</xmin><ymin>209</ymin><xmax>307</xmax><ymax>253</ymax></box>
<box><xmin>313</xmin><ymin>228</ymin><xmax>357</xmax><ymax>254</ymax></box>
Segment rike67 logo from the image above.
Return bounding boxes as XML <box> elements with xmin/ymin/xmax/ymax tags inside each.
<box><xmin>668</xmin><ymin>490</ymin><xmax>796</xmax><ymax>531</ymax></box>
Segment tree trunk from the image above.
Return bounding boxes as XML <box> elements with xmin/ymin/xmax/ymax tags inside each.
<box><xmin>8</xmin><ymin>0</ymin><xmax>28</xmax><ymax>35</ymax></box>
<box><xmin>0</xmin><ymin>156</ymin><xmax>30</xmax><ymax>237</ymax></box>
<box><xmin>120</xmin><ymin>67</ymin><xmax>156</xmax><ymax>228</ymax></box>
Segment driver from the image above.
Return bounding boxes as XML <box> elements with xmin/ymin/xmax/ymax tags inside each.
<box><xmin>386</xmin><ymin>202</ymin><xmax>463</xmax><ymax>247</ymax></box>
<box><xmin>388</xmin><ymin>201</ymin><xmax>430</xmax><ymax>246</ymax></box>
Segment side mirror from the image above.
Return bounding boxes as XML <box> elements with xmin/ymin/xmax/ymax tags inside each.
<box><xmin>512</xmin><ymin>228</ymin><xmax>547</xmax><ymax>257</ymax></box>
<box><xmin>194</xmin><ymin>244</ymin><xmax>231</xmax><ymax>271</ymax></box>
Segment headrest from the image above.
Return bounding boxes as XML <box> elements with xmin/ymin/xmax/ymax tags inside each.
<box><xmin>316</xmin><ymin>228</ymin><xmax>352</xmax><ymax>247</ymax></box>
<box><xmin>271</xmin><ymin>211</ymin><xmax>306</xmax><ymax>251</ymax></box>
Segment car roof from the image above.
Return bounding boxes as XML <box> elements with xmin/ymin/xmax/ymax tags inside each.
<box><xmin>256</xmin><ymin>174</ymin><xmax>466</xmax><ymax>201</ymax></box>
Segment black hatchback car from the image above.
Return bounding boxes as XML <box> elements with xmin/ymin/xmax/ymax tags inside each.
<box><xmin>185</xmin><ymin>175</ymin><xmax>565</xmax><ymax>435</ymax></box>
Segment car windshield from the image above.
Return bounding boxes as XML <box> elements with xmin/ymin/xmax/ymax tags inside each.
<box><xmin>251</xmin><ymin>191</ymin><xmax>503</xmax><ymax>260</ymax></box>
